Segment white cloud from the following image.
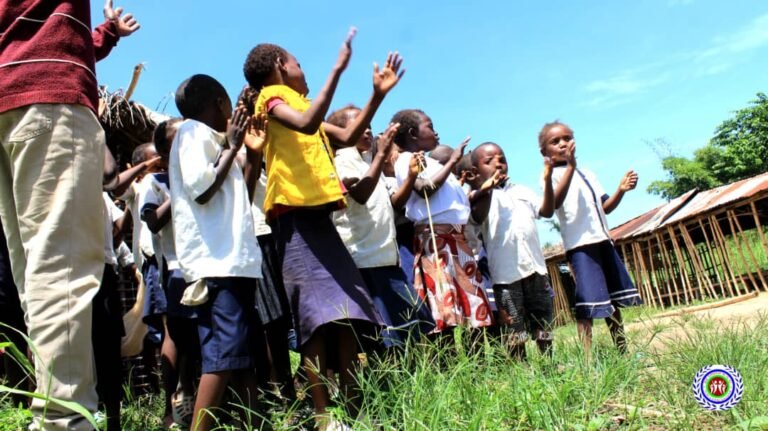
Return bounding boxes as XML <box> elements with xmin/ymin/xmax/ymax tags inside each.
<box><xmin>582</xmin><ymin>13</ymin><xmax>768</xmax><ymax>107</ymax></box>
<box><xmin>583</xmin><ymin>71</ymin><xmax>669</xmax><ymax>108</ymax></box>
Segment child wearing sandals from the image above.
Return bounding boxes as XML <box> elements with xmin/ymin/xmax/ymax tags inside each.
<box><xmin>391</xmin><ymin>109</ymin><xmax>494</xmax><ymax>334</ymax></box>
<box><xmin>539</xmin><ymin>121</ymin><xmax>641</xmax><ymax>354</ymax></box>
<box><xmin>468</xmin><ymin>142</ymin><xmax>556</xmax><ymax>360</ymax></box>
<box><xmin>328</xmin><ymin>106</ymin><xmax>434</xmax><ymax>350</ymax></box>
<box><xmin>243</xmin><ymin>29</ymin><xmax>403</xmax><ymax>429</ymax></box>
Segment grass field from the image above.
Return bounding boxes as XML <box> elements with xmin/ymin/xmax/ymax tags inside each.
<box><xmin>2</xmin><ymin>310</ymin><xmax>767</xmax><ymax>430</ymax></box>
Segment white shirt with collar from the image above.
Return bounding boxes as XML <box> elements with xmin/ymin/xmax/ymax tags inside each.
<box><xmin>333</xmin><ymin>147</ymin><xmax>399</xmax><ymax>268</ymax></box>
<box><xmin>169</xmin><ymin>119</ymin><xmax>262</xmax><ymax>282</ymax></box>
<box><xmin>119</xmin><ymin>176</ymin><xmax>156</xmax><ymax>267</ymax></box>
<box><xmin>142</xmin><ymin>173</ymin><xmax>181</xmax><ymax>271</ymax></box>
<box><xmin>550</xmin><ymin>166</ymin><xmax>612</xmax><ymax>251</ymax></box>
<box><xmin>480</xmin><ymin>183</ymin><xmax>548</xmax><ymax>285</ymax></box>
<box><xmin>394</xmin><ymin>152</ymin><xmax>469</xmax><ymax>225</ymax></box>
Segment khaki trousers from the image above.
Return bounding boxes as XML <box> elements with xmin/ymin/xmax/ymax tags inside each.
<box><xmin>0</xmin><ymin>104</ymin><xmax>105</xmax><ymax>431</ymax></box>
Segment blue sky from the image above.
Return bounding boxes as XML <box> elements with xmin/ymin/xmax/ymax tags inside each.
<box><xmin>92</xmin><ymin>1</ymin><xmax>768</xmax><ymax>245</ymax></box>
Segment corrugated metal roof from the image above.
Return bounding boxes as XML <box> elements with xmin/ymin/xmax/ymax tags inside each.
<box><xmin>610</xmin><ymin>171</ymin><xmax>768</xmax><ymax>241</ymax></box>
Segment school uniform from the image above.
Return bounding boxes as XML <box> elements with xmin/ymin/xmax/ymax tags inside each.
<box><xmin>333</xmin><ymin>147</ymin><xmax>434</xmax><ymax>347</ymax></box>
<box><xmin>141</xmin><ymin>172</ymin><xmax>200</xmax><ymax>358</ymax></box>
<box><xmin>250</xmin><ymin>171</ymin><xmax>291</xmax><ymax>327</ymax></box>
<box><xmin>395</xmin><ymin>153</ymin><xmax>494</xmax><ymax>332</ymax></box>
<box><xmin>479</xmin><ymin>183</ymin><xmax>554</xmax><ymax>342</ymax></box>
<box><xmin>551</xmin><ymin>166</ymin><xmax>642</xmax><ymax>319</ymax></box>
<box><xmin>120</xmin><ymin>178</ymin><xmax>166</xmax><ymax>334</ymax></box>
<box><xmin>255</xmin><ymin>85</ymin><xmax>384</xmax><ymax>348</ymax></box>
<box><xmin>169</xmin><ymin>119</ymin><xmax>262</xmax><ymax>373</ymax></box>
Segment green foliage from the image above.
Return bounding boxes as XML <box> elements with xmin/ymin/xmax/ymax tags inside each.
<box><xmin>649</xmin><ymin>93</ymin><xmax>768</xmax><ymax>200</ymax></box>
<box><xmin>3</xmin><ymin>317</ymin><xmax>768</xmax><ymax>430</ymax></box>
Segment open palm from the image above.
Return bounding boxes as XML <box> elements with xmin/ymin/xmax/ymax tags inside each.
<box><xmin>373</xmin><ymin>52</ymin><xmax>405</xmax><ymax>95</ymax></box>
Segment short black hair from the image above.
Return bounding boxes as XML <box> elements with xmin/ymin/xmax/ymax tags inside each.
<box><xmin>538</xmin><ymin>120</ymin><xmax>570</xmax><ymax>152</ymax></box>
<box><xmin>131</xmin><ymin>142</ymin><xmax>155</xmax><ymax>166</ymax></box>
<box><xmin>471</xmin><ymin>142</ymin><xmax>502</xmax><ymax>167</ymax></box>
<box><xmin>390</xmin><ymin>109</ymin><xmax>425</xmax><ymax>147</ymax></box>
<box><xmin>175</xmin><ymin>74</ymin><xmax>228</xmax><ymax>119</ymax></box>
<box><xmin>243</xmin><ymin>43</ymin><xmax>288</xmax><ymax>91</ymax></box>
<box><xmin>153</xmin><ymin>118</ymin><xmax>182</xmax><ymax>155</ymax></box>
<box><xmin>326</xmin><ymin>104</ymin><xmax>360</xmax><ymax>129</ymax></box>
<box><xmin>456</xmin><ymin>152</ymin><xmax>474</xmax><ymax>176</ymax></box>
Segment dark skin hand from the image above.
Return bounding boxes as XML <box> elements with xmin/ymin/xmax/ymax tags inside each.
<box><xmin>390</xmin><ymin>152</ymin><xmax>425</xmax><ymax>210</ymax></box>
<box><xmin>414</xmin><ymin>137</ymin><xmax>470</xmax><ymax>198</ymax></box>
<box><xmin>343</xmin><ymin>123</ymin><xmax>399</xmax><ymax>205</ymax></box>
<box><xmin>195</xmin><ymin>105</ymin><xmax>251</xmax><ymax>205</ymax></box>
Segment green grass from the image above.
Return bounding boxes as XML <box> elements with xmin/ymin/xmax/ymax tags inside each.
<box><xmin>3</xmin><ymin>316</ymin><xmax>768</xmax><ymax>430</ymax></box>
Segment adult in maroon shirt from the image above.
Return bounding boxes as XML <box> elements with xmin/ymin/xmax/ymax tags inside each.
<box><xmin>0</xmin><ymin>1</ymin><xmax>138</xmax><ymax>429</ymax></box>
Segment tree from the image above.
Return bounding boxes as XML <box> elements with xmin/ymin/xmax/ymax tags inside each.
<box><xmin>648</xmin><ymin>93</ymin><xmax>768</xmax><ymax>200</ymax></box>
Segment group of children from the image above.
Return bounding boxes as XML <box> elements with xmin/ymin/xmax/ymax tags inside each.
<box><xmin>1</xmin><ymin>27</ymin><xmax>643</xmax><ymax>431</ymax></box>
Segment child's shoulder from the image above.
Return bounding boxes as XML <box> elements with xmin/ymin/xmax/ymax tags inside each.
<box><xmin>256</xmin><ymin>85</ymin><xmax>306</xmax><ymax>110</ymax></box>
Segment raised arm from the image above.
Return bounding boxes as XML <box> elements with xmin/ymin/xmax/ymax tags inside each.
<box><xmin>390</xmin><ymin>152</ymin><xmax>424</xmax><ymax>210</ymax></box>
<box><xmin>553</xmin><ymin>141</ymin><xmax>576</xmax><ymax>210</ymax></box>
<box><xmin>142</xmin><ymin>200</ymin><xmax>171</xmax><ymax>234</ymax></box>
<box><xmin>469</xmin><ymin>170</ymin><xmax>507</xmax><ymax>223</ymax></box>
<box><xmin>241</xmin><ymin>114</ymin><xmax>268</xmax><ymax>203</ymax></box>
<box><xmin>324</xmin><ymin>52</ymin><xmax>406</xmax><ymax>148</ymax></box>
<box><xmin>95</xmin><ymin>0</ymin><xmax>141</xmax><ymax>61</ymax></box>
<box><xmin>195</xmin><ymin>106</ymin><xmax>251</xmax><ymax>205</ymax></box>
<box><xmin>270</xmin><ymin>28</ymin><xmax>356</xmax><ymax>134</ymax></box>
<box><xmin>344</xmin><ymin>123</ymin><xmax>398</xmax><ymax>204</ymax></box>
<box><xmin>539</xmin><ymin>158</ymin><xmax>555</xmax><ymax>218</ymax></box>
<box><xmin>602</xmin><ymin>170</ymin><xmax>638</xmax><ymax>214</ymax></box>
<box><xmin>414</xmin><ymin>138</ymin><xmax>469</xmax><ymax>197</ymax></box>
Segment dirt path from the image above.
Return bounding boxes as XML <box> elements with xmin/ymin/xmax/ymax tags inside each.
<box><xmin>625</xmin><ymin>292</ymin><xmax>768</xmax><ymax>351</ymax></box>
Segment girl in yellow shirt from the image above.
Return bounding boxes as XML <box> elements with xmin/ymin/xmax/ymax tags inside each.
<box><xmin>243</xmin><ymin>28</ymin><xmax>404</xmax><ymax>429</ymax></box>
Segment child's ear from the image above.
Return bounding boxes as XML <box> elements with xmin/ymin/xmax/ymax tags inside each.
<box><xmin>276</xmin><ymin>57</ymin><xmax>287</xmax><ymax>72</ymax></box>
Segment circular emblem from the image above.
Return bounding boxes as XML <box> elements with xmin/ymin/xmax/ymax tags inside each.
<box><xmin>692</xmin><ymin>365</ymin><xmax>743</xmax><ymax>411</ymax></box>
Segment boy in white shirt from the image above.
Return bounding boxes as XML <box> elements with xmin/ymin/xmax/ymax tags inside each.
<box><xmin>469</xmin><ymin>142</ymin><xmax>556</xmax><ymax>359</ymax></box>
<box><xmin>170</xmin><ymin>75</ymin><xmax>264</xmax><ymax>431</ymax></box>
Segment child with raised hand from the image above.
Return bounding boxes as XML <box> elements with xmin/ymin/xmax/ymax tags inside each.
<box><xmin>539</xmin><ymin>121</ymin><xmax>641</xmax><ymax>354</ymax></box>
<box><xmin>328</xmin><ymin>106</ymin><xmax>434</xmax><ymax>350</ymax></box>
<box><xmin>391</xmin><ymin>109</ymin><xmax>494</xmax><ymax>334</ymax></box>
<box><xmin>170</xmin><ymin>74</ymin><xmax>264</xmax><ymax>431</ymax></box>
<box><xmin>243</xmin><ymin>28</ymin><xmax>404</xmax><ymax>428</ymax></box>
<box><xmin>469</xmin><ymin>142</ymin><xmax>556</xmax><ymax>360</ymax></box>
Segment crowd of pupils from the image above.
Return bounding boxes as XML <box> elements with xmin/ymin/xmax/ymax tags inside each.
<box><xmin>0</xmin><ymin>4</ymin><xmax>645</xmax><ymax>431</ymax></box>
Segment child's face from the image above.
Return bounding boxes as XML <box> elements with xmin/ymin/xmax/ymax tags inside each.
<box><xmin>281</xmin><ymin>53</ymin><xmax>308</xmax><ymax>96</ymax></box>
<box><xmin>343</xmin><ymin>108</ymin><xmax>372</xmax><ymax>152</ymax></box>
<box><xmin>541</xmin><ymin>124</ymin><xmax>574</xmax><ymax>162</ymax></box>
<box><xmin>412</xmin><ymin>114</ymin><xmax>439</xmax><ymax>152</ymax></box>
<box><xmin>144</xmin><ymin>147</ymin><xmax>165</xmax><ymax>173</ymax></box>
<box><xmin>474</xmin><ymin>144</ymin><xmax>507</xmax><ymax>183</ymax></box>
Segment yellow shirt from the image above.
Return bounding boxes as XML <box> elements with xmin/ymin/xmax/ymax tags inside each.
<box><xmin>255</xmin><ymin>85</ymin><xmax>345</xmax><ymax>216</ymax></box>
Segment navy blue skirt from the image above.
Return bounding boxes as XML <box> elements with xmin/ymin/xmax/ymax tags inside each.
<box><xmin>360</xmin><ymin>266</ymin><xmax>434</xmax><ymax>348</ymax></box>
<box><xmin>566</xmin><ymin>240</ymin><xmax>642</xmax><ymax>319</ymax></box>
<box><xmin>272</xmin><ymin>208</ymin><xmax>384</xmax><ymax>347</ymax></box>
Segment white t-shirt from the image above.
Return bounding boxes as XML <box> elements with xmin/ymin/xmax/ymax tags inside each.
<box><xmin>169</xmin><ymin>119</ymin><xmax>262</xmax><ymax>282</ymax></box>
<box><xmin>394</xmin><ymin>152</ymin><xmax>469</xmax><ymax>225</ymax></box>
<box><xmin>102</xmin><ymin>193</ymin><xmax>124</xmax><ymax>266</ymax></box>
<box><xmin>251</xmin><ymin>170</ymin><xmax>272</xmax><ymax>237</ymax></box>
<box><xmin>550</xmin><ymin>166</ymin><xmax>612</xmax><ymax>251</ymax></box>
<box><xmin>332</xmin><ymin>147</ymin><xmax>398</xmax><ymax>268</ymax></box>
<box><xmin>480</xmin><ymin>183</ymin><xmax>548</xmax><ymax>284</ymax></box>
<box><xmin>141</xmin><ymin>173</ymin><xmax>180</xmax><ymax>270</ymax></box>
<box><xmin>119</xmin><ymin>177</ymin><xmax>156</xmax><ymax>267</ymax></box>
